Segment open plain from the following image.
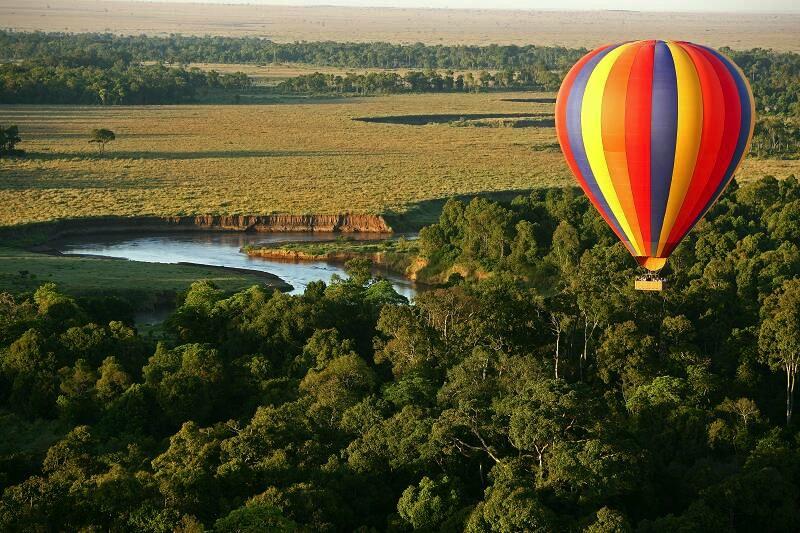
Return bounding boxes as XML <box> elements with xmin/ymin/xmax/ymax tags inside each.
<box><xmin>0</xmin><ymin>93</ymin><xmax>564</xmax><ymax>226</ymax></box>
<box><xmin>2</xmin><ymin>93</ymin><xmax>795</xmax><ymax>227</ymax></box>
<box><xmin>2</xmin><ymin>0</ymin><xmax>799</xmax><ymax>51</ymax></box>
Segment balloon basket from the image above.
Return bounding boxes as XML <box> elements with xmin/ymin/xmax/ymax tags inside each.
<box><xmin>635</xmin><ymin>272</ymin><xmax>665</xmax><ymax>292</ymax></box>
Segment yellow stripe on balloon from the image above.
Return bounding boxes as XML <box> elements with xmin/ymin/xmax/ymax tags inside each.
<box><xmin>601</xmin><ymin>43</ymin><xmax>645</xmax><ymax>255</ymax></box>
<box><xmin>656</xmin><ymin>42</ymin><xmax>703</xmax><ymax>255</ymax></box>
<box><xmin>581</xmin><ymin>42</ymin><xmax>643</xmax><ymax>255</ymax></box>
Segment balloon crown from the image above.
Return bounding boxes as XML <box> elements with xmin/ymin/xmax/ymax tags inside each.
<box><xmin>555</xmin><ymin>40</ymin><xmax>755</xmax><ymax>273</ymax></box>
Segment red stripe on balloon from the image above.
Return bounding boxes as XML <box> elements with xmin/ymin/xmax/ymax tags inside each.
<box><xmin>603</xmin><ymin>42</ymin><xmax>646</xmax><ymax>254</ymax></box>
<box><xmin>661</xmin><ymin>44</ymin><xmax>742</xmax><ymax>256</ymax></box>
<box><xmin>624</xmin><ymin>41</ymin><xmax>655</xmax><ymax>255</ymax></box>
<box><xmin>664</xmin><ymin>42</ymin><xmax>726</xmax><ymax>250</ymax></box>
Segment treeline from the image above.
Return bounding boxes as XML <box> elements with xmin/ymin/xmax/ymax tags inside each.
<box><xmin>276</xmin><ymin>66</ymin><xmax>561</xmax><ymax>94</ymax></box>
<box><xmin>732</xmin><ymin>48</ymin><xmax>800</xmax><ymax>158</ymax></box>
<box><xmin>0</xmin><ymin>62</ymin><xmax>250</xmax><ymax>105</ymax></box>
<box><xmin>1</xmin><ymin>31</ymin><xmax>798</xmax><ymax>114</ymax></box>
<box><xmin>0</xmin><ymin>30</ymin><xmax>585</xmax><ymax>71</ymax></box>
<box><xmin>0</xmin><ymin>31</ymin><xmax>797</xmax><ymax>160</ymax></box>
<box><xmin>732</xmin><ymin>47</ymin><xmax>800</xmax><ymax>115</ymax></box>
<box><xmin>1</xmin><ymin>32</ymin><xmax>797</xmax><ymax>110</ymax></box>
<box><xmin>2</xmin><ymin>177</ymin><xmax>800</xmax><ymax>530</ymax></box>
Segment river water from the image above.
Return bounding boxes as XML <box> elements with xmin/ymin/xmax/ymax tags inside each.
<box><xmin>55</xmin><ymin>231</ymin><xmax>419</xmax><ymax>300</ymax></box>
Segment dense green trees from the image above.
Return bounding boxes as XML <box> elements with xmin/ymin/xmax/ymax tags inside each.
<box><xmin>3</xmin><ymin>31</ymin><xmax>797</xmax><ymax>113</ymax></box>
<box><xmin>752</xmin><ymin>116</ymin><xmax>800</xmax><ymax>159</ymax></box>
<box><xmin>730</xmin><ymin>47</ymin><xmax>800</xmax><ymax>115</ymax></box>
<box><xmin>3</xmin><ymin>33</ymin><xmax>794</xmax><ymax>107</ymax></box>
<box><xmin>0</xmin><ymin>61</ymin><xmax>559</xmax><ymax>104</ymax></box>
<box><xmin>2</xmin><ymin>177</ymin><xmax>800</xmax><ymax>530</ymax></box>
<box><xmin>277</xmin><ymin>66</ymin><xmax>562</xmax><ymax>94</ymax></box>
<box><xmin>0</xmin><ymin>31</ymin><xmax>584</xmax><ymax>72</ymax></box>
<box><xmin>729</xmin><ymin>47</ymin><xmax>800</xmax><ymax>159</ymax></box>
<box><xmin>759</xmin><ymin>279</ymin><xmax>800</xmax><ymax>425</ymax></box>
<box><xmin>0</xmin><ymin>61</ymin><xmax>251</xmax><ymax>105</ymax></box>
<box><xmin>0</xmin><ymin>31</ymin><xmax>584</xmax><ymax>103</ymax></box>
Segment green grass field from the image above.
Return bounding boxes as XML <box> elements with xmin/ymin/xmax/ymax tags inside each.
<box><xmin>2</xmin><ymin>92</ymin><xmax>795</xmax><ymax>228</ymax></box>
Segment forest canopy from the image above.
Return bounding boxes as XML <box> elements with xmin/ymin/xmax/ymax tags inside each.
<box><xmin>2</xmin><ymin>177</ymin><xmax>800</xmax><ymax>531</ymax></box>
<box><xmin>0</xmin><ymin>31</ymin><xmax>585</xmax><ymax>71</ymax></box>
<box><xmin>1</xmin><ymin>31</ymin><xmax>798</xmax><ymax>118</ymax></box>
<box><xmin>0</xmin><ymin>62</ymin><xmax>250</xmax><ymax>105</ymax></box>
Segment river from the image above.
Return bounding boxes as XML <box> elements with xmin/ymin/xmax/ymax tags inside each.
<box><xmin>55</xmin><ymin>231</ymin><xmax>419</xmax><ymax>300</ymax></box>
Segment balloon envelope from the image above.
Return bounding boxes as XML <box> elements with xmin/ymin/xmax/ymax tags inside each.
<box><xmin>555</xmin><ymin>40</ymin><xmax>755</xmax><ymax>271</ymax></box>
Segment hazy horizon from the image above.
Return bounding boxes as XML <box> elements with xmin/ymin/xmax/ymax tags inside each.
<box><xmin>113</xmin><ymin>0</ymin><xmax>800</xmax><ymax>14</ymax></box>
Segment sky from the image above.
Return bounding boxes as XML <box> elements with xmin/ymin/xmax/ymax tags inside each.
<box><xmin>131</xmin><ymin>0</ymin><xmax>800</xmax><ymax>13</ymax></box>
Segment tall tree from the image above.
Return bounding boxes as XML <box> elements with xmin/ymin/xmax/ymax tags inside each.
<box><xmin>0</xmin><ymin>125</ymin><xmax>21</xmax><ymax>157</ymax></box>
<box><xmin>89</xmin><ymin>129</ymin><xmax>115</xmax><ymax>154</ymax></box>
<box><xmin>759</xmin><ymin>279</ymin><xmax>800</xmax><ymax>425</ymax></box>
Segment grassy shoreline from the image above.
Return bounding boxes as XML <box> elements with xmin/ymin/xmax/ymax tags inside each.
<box><xmin>241</xmin><ymin>236</ymin><xmax>502</xmax><ymax>287</ymax></box>
<box><xmin>243</xmin><ymin>237</ymin><xmax>419</xmax><ymax>277</ymax></box>
<box><xmin>0</xmin><ymin>246</ymin><xmax>291</xmax><ymax>310</ymax></box>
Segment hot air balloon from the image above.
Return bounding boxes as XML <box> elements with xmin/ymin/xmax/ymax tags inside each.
<box><xmin>555</xmin><ymin>40</ymin><xmax>755</xmax><ymax>290</ymax></box>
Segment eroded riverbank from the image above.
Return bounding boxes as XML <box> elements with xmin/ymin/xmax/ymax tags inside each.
<box><xmin>3</xmin><ymin>214</ymin><xmax>393</xmax><ymax>244</ymax></box>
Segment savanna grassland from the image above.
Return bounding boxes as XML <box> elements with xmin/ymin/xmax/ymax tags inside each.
<box><xmin>2</xmin><ymin>93</ymin><xmax>797</xmax><ymax>227</ymax></box>
<box><xmin>0</xmin><ymin>93</ymin><xmax>565</xmax><ymax>226</ymax></box>
<box><xmin>3</xmin><ymin>0</ymin><xmax>800</xmax><ymax>52</ymax></box>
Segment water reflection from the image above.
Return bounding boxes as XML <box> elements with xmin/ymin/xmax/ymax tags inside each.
<box><xmin>56</xmin><ymin>231</ymin><xmax>419</xmax><ymax>300</ymax></box>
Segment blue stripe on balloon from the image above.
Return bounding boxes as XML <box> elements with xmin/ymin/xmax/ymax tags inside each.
<box><xmin>564</xmin><ymin>44</ymin><xmax>634</xmax><ymax>252</ymax></box>
<box><xmin>649</xmin><ymin>41</ymin><xmax>678</xmax><ymax>257</ymax></box>
<box><xmin>690</xmin><ymin>46</ymin><xmax>752</xmax><ymax>222</ymax></box>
